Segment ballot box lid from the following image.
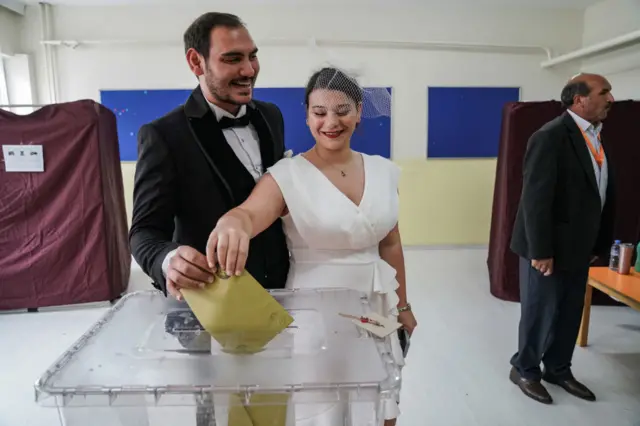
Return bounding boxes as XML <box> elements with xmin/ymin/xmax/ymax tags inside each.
<box><xmin>34</xmin><ymin>289</ymin><xmax>401</xmax><ymax>408</ymax></box>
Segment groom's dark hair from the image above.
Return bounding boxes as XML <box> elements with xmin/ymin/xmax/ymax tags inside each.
<box><xmin>184</xmin><ymin>12</ymin><xmax>246</xmax><ymax>60</ymax></box>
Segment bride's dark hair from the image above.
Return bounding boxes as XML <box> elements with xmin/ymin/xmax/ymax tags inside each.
<box><xmin>304</xmin><ymin>67</ymin><xmax>364</xmax><ymax>108</ymax></box>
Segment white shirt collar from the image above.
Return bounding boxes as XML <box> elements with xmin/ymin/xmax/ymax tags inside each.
<box><xmin>567</xmin><ymin>109</ymin><xmax>602</xmax><ymax>136</ymax></box>
<box><xmin>204</xmin><ymin>98</ymin><xmax>247</xmax><ymax>121</ymax></box>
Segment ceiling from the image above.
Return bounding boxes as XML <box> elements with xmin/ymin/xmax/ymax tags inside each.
<box><xmin>17</xmin><ymin>0</ymin><xmax>603</xmax><ymax>8</ymax></box>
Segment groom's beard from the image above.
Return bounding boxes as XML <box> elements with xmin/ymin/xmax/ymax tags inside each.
<box><xmin>204</xmin><ymin>70</ymin><xmax>254</xmax><ymax>107</ymax></box>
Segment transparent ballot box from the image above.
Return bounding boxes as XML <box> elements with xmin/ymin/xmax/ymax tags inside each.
<box><xmin>35</xmin><ymin>289</ymin><xmax>401</xmax><ymax>426</ymax></box>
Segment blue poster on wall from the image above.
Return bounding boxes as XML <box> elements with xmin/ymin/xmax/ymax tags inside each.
<box><xmin>100</xmin><ymin>87</ymin><xmax>392</xmax><ymax>162</ymax></box>
<box><xmin>427</xmin><ymin>86</ymin><xmax>520</xmax><ymax>158</ymax></box>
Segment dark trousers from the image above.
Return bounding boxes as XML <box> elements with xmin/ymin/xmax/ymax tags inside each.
<box><xmin>510</xmin><ymin>257</ymin><xmax>589</xmax><ymax>381</ymax></box>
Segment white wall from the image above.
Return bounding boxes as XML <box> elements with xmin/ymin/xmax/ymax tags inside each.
<box><xmin>17</xmin><ymin>3</ymin><xmax>587</xmax><ymax>237</ymax></box>
<box><xmin>20</xmin><ymin>3</ymin><xmax>586</xmax><ymax>159</ymax></box>
<box><xmin>4</xmin><ymin>53</ymin><xmax>37</xmax><ymax>113</ymax></box>
<box><xmin>0</xmin><ymin>6</ymin><xmax>22</xmax><ymax>55</ymax></box>
<box><xmin>582</xmin><ymin>0</ymin><xmax>640</xmax><ymax>44</ymax></box>
<box><xmin>580</xmin><ymin>0</ymin><xmax>640</xmax><ymax>99</ymax></box>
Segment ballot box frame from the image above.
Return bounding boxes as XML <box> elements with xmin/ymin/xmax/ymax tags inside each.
<box><xmin>34</xmin><ymin>288</ymin><xmax>401</xmax><ymax>426</ymax></box>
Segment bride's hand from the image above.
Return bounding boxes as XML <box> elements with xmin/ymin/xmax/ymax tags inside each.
<box><xmin>206</xmin><ymin>215</ymin><xmax>251</xmax><ymax>277</ymax></box>
<box><xmin>398</xmin><ymin>310</ymin><xmax>417</xmax><ymax>336</ymax></box>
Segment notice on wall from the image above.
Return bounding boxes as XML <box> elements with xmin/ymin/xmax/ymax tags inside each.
<box><xmin>2</xmin><ymin>145</ymin><xmax>44</xmax><ymax>172</ymax></box>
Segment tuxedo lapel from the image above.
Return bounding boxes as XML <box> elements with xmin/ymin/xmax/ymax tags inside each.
<box><xmin>184</xmin><ymin>87</ymin><xmax>283</xmax><ymax>207</ymax></box>
<box><xmin>563</xmin><ymin>112</ymin><xmax>599</xmax><ymax>194</ymax></box>
<box><xmin>199</xmin><ymin>109</ymin><xmax>256</xmax><ymax>187</ymax></box>
<box><xmin>184</xmin><ymin>87</ymin><xmax>239</xmax><ymax>203</ymax></box>
<box><xmin>249</xmin><ymin>105</ymin><xmax>276</xmax><ymax>172</ymax></box>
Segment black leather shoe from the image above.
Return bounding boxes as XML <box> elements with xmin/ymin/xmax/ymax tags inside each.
<box><xmin>543</xmin><ymin>373</ymin><xmax>596</xmax><ymax>401</ymax></box>
<box><xmin>509</xmin><ymin>367</ymin><xmax>553</xmax><ymax>404</ymax></box>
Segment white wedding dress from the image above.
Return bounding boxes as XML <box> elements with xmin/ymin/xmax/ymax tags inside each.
<box><xmin>267</xmin><ymin>152</ymin><xmax>405</xmax><ymax>425</ymax></box>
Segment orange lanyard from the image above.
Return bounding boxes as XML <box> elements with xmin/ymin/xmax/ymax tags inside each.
<box><xmin>580</xmin><ymin>128</ymin><xmax>604</xmax><ymax>168</ymax></box>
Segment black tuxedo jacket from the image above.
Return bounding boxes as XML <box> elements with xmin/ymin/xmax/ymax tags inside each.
<box><xmin>510</xmin><ymin>111</ymin><xmax>616</xmax><ymax>271</ymax></box>
<box><xmin>129</xmin><ymin>86</ymin><xmax>290</xmax><ymax>293</ymax></box>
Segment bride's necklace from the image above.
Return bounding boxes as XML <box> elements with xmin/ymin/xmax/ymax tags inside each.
<box><xmin>313</xmin><ymin>146</ymin><xmax>352</xmax><ymax>177</ymax></box>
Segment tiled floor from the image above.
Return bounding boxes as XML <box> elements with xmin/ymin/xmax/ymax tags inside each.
<box><xmin>1</xmin><ymin>248</ymin><xmax>639</xmax><ymax>425</ymax></box>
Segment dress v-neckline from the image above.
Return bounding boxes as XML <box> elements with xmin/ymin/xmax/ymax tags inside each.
<box><xmin>298</xmin><ymin>153</ymin><xmax>368</xmax><ymax>209</ymax></box>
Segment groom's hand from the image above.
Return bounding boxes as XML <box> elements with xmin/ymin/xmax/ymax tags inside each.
<box><xmin>166</xmin><ymin>246</ymin><xmax>215</xmax><ymax>300</ymax></box>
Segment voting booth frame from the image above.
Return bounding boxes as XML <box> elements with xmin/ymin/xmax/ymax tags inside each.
<box><xmin>0</xmin><ymin>100</ymin><xmax>130</xmax><ymax>311</ymax></box>
<box><xmin>34</xmin><ymin>289</ymin><xmax>402</xmax><ymax>426</ymax></box>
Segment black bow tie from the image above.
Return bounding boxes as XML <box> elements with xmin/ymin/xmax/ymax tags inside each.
<box><xmin>218</xmin><ymin>113</ymin><xmax>251</xmax><ymax>129</ymax></box>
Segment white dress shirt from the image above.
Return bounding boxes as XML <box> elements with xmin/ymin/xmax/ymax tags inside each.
<box><xmin>161</xmin><ymin>100</ymin><xmax>264</xmax><ymax>278</ymax></box>
<box><xmin>567</xmin><ymin>109</ymin><xmax>608</xmax><ymax>209</ymax></box>
<box><xmin>206</xmin><ymin>100</ymin><xmax>264</xmax><ymax>181</ymax></box>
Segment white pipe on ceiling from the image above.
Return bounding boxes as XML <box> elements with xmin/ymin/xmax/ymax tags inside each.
<box><xmin>41</xmin><ymin>33</ymin><xmax>640</xmax><ymax>70</ymax></box>
<box><xmin>39</xmin><ymin>38</ymin><xmax>554</xmax><ymax>60</ymax></box>
<box><xmin>40</xmin><ymin>2</ymin><xmax>59</xmax><ymax>103</ymax></box>
<box><xmin>540</xmin><ymin>29</ymin><xmax>640</xmax><ymax>68</ymax></box>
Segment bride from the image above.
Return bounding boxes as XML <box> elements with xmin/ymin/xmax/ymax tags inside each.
<box><xmin>206</xmin><ymin>67</ymin><xmax>417</xmax><ymax>426</ymax></box>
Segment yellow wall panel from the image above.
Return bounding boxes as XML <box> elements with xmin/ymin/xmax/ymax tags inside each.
<box><xmin>396</xmin><ymin>159</ymin><xmax>498</xmax><ymax>246</ymax></box>
<box><xmin>120</xmin><ymin>158</ymin><xmax>499</xmax><ymax>246</ymax></box>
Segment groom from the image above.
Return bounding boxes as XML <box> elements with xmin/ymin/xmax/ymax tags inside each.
<box><xmin>129</xmin><ymin>12</ymin><xmax>290</xmax><ymax>300</ymax></box>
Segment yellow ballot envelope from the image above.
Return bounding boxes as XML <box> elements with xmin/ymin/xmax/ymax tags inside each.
<box><xmin>180</xmin><ymin>269</ymin><xmax>294</xmax><ymax>354</ymax></box>
<box><xmin>228</xmin><ymin>393</ymin><xmax>290</xmax><ymax>426</ymax></box>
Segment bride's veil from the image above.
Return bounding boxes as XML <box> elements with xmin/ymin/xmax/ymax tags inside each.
<box><xmin>304</xmin><ymin>38</ymin><xmax>393</xmax><ymax>120</ymax></box>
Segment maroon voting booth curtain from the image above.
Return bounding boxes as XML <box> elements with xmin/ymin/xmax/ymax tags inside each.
<box><xmin>488</xmin><ymin>100</ymin><xmax>640</xmax><ymax>303</ymax></box>
<box><xmin>0</xmin><ymin>100</ymin><xmax>131</xmax><ymax>310</ymax></box>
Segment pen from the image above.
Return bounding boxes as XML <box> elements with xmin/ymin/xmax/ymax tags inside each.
<box><xmin>339</xmin><ymin>313</ymin><xmax>383</xmax><ymax>327</ymax></box>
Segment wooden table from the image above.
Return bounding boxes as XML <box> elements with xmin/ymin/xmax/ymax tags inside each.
<box><xmin>577</xmin><ymin>267</ymin><xmax>640</xmax><ymax>347</ymax></box>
